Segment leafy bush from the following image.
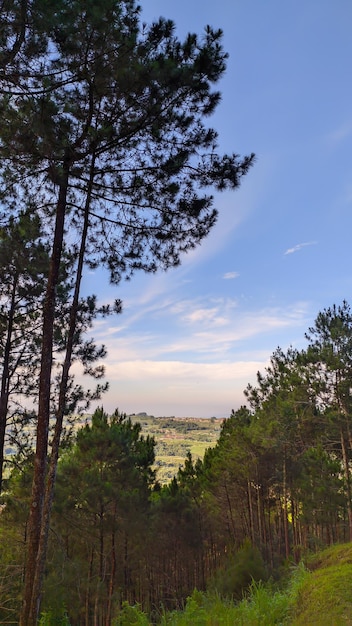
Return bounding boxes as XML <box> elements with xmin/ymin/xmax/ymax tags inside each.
<box><xmin>232</xmin><ymin>580</ymin><xmax>288</xmax><ymax>625</ymax></box>
<box><xmin>113</xmin><ymin>602</ymin><xmax>151</xmax><ymax>626</ymax></box>
<box><xmin>161</xmin><ymin>589</ymin><xmax>234</xmax><ymax>625</ymax></box>
<box><xmin>209</xmin><ymin>540</ymin><xmax>268</xmax><ymax>600</ymax></box>
<box><xmin>39</xmin><ymin>608</ymin><xmax>71</xmax><ymax>625</ymax></box>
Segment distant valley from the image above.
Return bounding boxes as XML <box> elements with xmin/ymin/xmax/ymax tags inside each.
<box><xmin>129</xmin><ymin>413</ymin><xmax>223</xmax><ymax>483</ymax></box>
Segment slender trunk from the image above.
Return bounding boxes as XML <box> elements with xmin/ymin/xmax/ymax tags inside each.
<box><xmin>256</xmin><ymin>484</ymin><xmax>262</xmax><ymax>547</ymax></box>
<box><xmin>86</xmin><ymin>548</ymin><xmax>94</xmax><ymax>626</ymax></box>
<box><xmin>334</xmin><ymin>372</ymin><xmax>352</xmax><ymax>541</ymax></box>
<box><xmin>28</xmin><ymin>152</ymin><xmax>96</xmax><ymax>624</ymax></box>
<box><xmin>124</xmin><ymin>533</ymin><xmax>129</xmax><ymax>595</ymax></box>
<box><xmin>99</xmin><ymin>505</ymin><xmax>105</xmax><ymax>582</ymax></box>
<box><xmin>340</xmin><ymin>427</ymin><xmax>352</xmax><ymax>541</ymax></box>
<box><xmin>267</xmin><ymin>498</ymin><xmax>274</xmax><ymax>569</ymax></box>
<box><xmin>247</xmin><ymin>479</ymin><xmax>255</xmax><ymax>544</ymax></box>
<box><xmin>106</xmin><ymin>506</ymin><xmax>117</xmax><ymax>626</ymax></box>
<box><xmin>94</xmin><ymin>594</ymin><xmax>99</xmax><ymax>626</ymax></box>
<box><xmin>282</xmin><ymin>454</ymin><xmax>290</xmax><ymax>560</ymax></box>
<box><xmin>196</xmin><ymin>504</ymin><xmax>205</xmax><ymax>589</ymax></box>
<box><xmin>224</xmin><ymin>480</ymin><xmax>236</xmax><ymax>541</ymax></box>
<box><xmin>0</xmin><ymin>273</ymin><xmax>18</xmax><ymax>495</ymax></box>
<box><xmin>291</xmin><ymin>497</ymin><xmax>300</xmax><ymax>563</ymax></box>
<box><xmin>21</xmin><ymin>165</ymin><xmax>70</xmax><ymax>626</ymax></box>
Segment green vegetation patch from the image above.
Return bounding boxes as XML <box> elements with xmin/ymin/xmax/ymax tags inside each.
<box><xmin>285</xmin><ymin>543</ymin><xmax>352</xmax><ymax>625</ymax></box>
<box><xmin>158</xmin><ymin>545</ymin><xmax>352</xmax><ymax>625</ymax></box>
<box><xmin>306</xmin><ymin>542</ymin><xmax>352</xmax><ymax>570</ymax></box>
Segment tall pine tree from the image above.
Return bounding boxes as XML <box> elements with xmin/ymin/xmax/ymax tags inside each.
<box><xmin>0</xmin><ymin>2</ymin><xmax>254</xmax><ymax>622</ymax></box>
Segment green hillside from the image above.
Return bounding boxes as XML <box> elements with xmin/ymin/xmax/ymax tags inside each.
<box><xmin>291</xmin><ymin>543</ymin><xmax>352</xmax><ymax>625</ymax></box>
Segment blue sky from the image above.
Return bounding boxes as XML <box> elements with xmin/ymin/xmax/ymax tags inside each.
<box><xmin>81</xmin><ymin>1</ymin><xmax>352</xmax><ymax>417</ymax></box>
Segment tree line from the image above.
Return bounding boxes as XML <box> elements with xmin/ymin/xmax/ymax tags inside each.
<box><xmin>0</xmin><ymin>0</ymin><xmax>254</xmax><ymax>623</ymax></box>
<box><xmin>1</xmin><ymin>300</ymin><xmax>352</xmax><ymax>623</ymax></box>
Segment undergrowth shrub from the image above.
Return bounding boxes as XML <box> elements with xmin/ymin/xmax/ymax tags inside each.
<box><xmin>231</xmin><ymin>580</ymin><xmax>288</xmax><ymax>625</ymax></box>
<box><xmin>209</xmin><ymin>539</ymin><xmax>268</xmax><ymax>600</ymax></box>
<box><xmin>113</xmin><ymin>601</ymin><xmax>151</xmax><ymax>626</ymax></box>
<box><xmin>39</xmin><ymin>608</ymin><xmax>71</xmax><ymax>625</ymax></box>
<box><xmin>160</xmin><ymin>589</ymin><xmax>237</xmax><ymax>625</ymax></box>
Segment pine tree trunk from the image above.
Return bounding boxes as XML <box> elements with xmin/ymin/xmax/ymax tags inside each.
<box><xmin>27</xmin><ymin>152</ymin><xmax>95</xmax><ymax>625</ymax></box>
<box><xmin>224</xmin><ymin>481</ymin><xmax>236</xmax><ymax>541</ymax></box>
<box><xmin>340</xmin><ymin>427</ymin><xmax>352</xmax><ymax>541</ymax></box>
<box><xmin>0</xmin><ymin>273</ymin><xmax>17</xmax><ymax>495</ymax></box>
<box><xmin>21</xmin><ymin>165</ymin><xmax>70</xmax><ymax>626</ymax></box>
<box><xmin>256</xmin><ymin>482</ymin><xmax>263</xmax><ymax>547</ymax></box>
<box><xmin>247</xmin><ymin>479</ymin><xmax>255</xmax><ymax>544</ymax></box>
<box><xmin>283</xmin><ymin>454</ymin><xmax>290</xmax><ymax>560</ymax></box>
<box><xmin>106</xmin><ymin>510</ymin><xmax>117</xmax><ymax>626</ymax></box>
<box><xmin>86</xmin><ymin>548</ymin><xmax>94</xmax><ymax>626</ymax></box>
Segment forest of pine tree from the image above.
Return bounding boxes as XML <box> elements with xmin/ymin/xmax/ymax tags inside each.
<box><xmin>1</xmin><ymin>301</ymin><xmax>352</xmax><ymax>623</ymax></box>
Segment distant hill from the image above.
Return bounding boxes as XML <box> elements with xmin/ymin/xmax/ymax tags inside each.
<box><xmin>4</xmin><ymin>413</ymin><xmax>223</xmax><ymax>485</ymax></box>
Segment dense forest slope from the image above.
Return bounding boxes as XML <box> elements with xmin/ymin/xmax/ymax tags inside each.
<box><xmin>3</xmin><ymin>301</ymin><xmax>352</xmax><ymax>624</ymax></box>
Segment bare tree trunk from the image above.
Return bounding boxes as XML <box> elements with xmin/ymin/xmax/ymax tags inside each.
<box><xmin>256</xmin><ymin>485</ymin><xmax>262</xmax><ymax>547</ymax></box>
<box><xmin>247</xmin><ymin>479</ymin><xmax>255</xmax><ymax>544</ymax></box>
<box><xmin>0</xmin><ymin>273</ymin><xmax>17</xmax><ymax>494</ymax></box>
<box><xmin>283</xmin><ymin>454</ymin><xmax>290</xmax><ymax>560</ymax></box>
<box><xmin>340</xmin><ymin>427</ymin><xmax>352</xmax><ymax>541</ymax></box>
<box><xmin>224</xmin><ymin>480</ymin><xmax>236</xmax><ymax>541</ymax></box>
<box><xmin>266</xmin><ymin>499</ymin><xmax>274</xmax><ymax>569</ymax></box>
<box><xmin>21</xmin><ymin>165</ymin><xmax>70</xmax><ymax>626</ymax></box>
<box><xmin>86</xmin><ymin>548</ymin><xmax>94</xmax><ymax>626</ymax></box>
<box><xmin>106</xmin><ymin>507</ymin><xmax>117</xmax><ymax>626</ymax></box>
<box><xmin>94</xmin><ymin>593</ymin><xmax>99</xmax><ymax>626</ymax></box>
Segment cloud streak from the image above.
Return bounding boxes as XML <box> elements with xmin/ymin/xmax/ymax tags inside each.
<box><xmin>91</xmin><ymin>301</ymin><xmax>310</xmax><ymax>364</ymax></box>
<box><xmin>326</xmin><ymin>120</ymin><xmax>352</xmax><ymax>146</ymax></box>
<box><xmin>223</xmin><ymin>271</ymin><xmax>240</xmax><ymax>279</ymax></box>
<box><xmin>284</xmin><ymin>241</ymin><xmax>317</xmax><ymax>255</ymax></box>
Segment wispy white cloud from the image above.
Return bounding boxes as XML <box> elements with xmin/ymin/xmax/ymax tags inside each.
<box><xmin>223</xmin><ymin>271</ymin><xmax>240</xmax><ymax>280</ymax></box>
<box><xmin>284</xmin><ymin>241</ymin><xmax>317</xmax><ymax>255</ymax></box>
<box><xmin>182</xmin><ymin>307</ymin><xmax>227</xmax><ymax>326</ymax></box>
<box><xmin>91</xmin><ymin>300</ymin><xmax>309</xmax><ymax>363</ymax></box>
<box><xmin>173</xmin><ymin>297</ymin><xmax>238</xmax><ymax>331</ymax></box>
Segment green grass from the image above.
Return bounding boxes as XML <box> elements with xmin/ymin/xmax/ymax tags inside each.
<box><xmin>291</xmin><ymin>564</ymin><xmax>352</xmax><ymax>625</ymax></box>
<box><xmin>158</xmin><ymin>585</ymin><xmax>290</xmax><ymax>625</ymax></box>
<box><xmin>290</xmin><ymin>543</ymin><xmax>352</xmax><ymax>625</ymax></box>
<box><xmin>307</xmin><ymin>542</ymin><xmax>352</xmax><ymax>570</ymax></box>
